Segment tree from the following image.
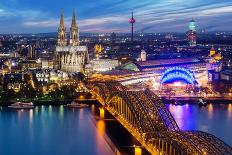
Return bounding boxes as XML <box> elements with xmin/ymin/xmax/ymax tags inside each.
<box><xmin>60</xmin><ymin>85</ymin><xmax>77</xmax><ymax>99</ymax></box>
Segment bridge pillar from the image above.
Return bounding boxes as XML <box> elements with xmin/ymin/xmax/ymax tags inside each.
<box><xmin>162</xmin><ymin>141</ymin><xmax>164</xmax><ymax>153</ymax></box>
<box><xmin>91</xmin><ymin>104</ymin><xmax>95</xmax><ymax>114</ymax></box>
<box><xmin>99</xmin><ymin>108</ymin><xmax>105</xmax><ymax>119</ymax></box>
<box><xmin>134</xmin><ymin>146</ymin><xmax>142</xmax><ymax>155</ymax></box>
<box><xmin>169</xmin><ymin>145</ymin><xmax>172</xmax><ymax>155</ymax></box>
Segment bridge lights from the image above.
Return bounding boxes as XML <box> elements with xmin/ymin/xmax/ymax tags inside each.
<box><xmin>99</xmin><ymin>108</ymin><xmax>105</xmax><ymax>119</ymax></box>
<box><xmin>134</xmin><ymin>145</ymin><xmax>142</xmax><ymax>155</ymax></box>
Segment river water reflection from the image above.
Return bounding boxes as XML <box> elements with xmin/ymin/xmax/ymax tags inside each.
<box><xmin>0</xmin><ymin>106</ymin><xmax>114</xmax><ymax>155</ymax></box>
<box><xmin>1</xmin><ymin>103</ymin><xmax>232</xmax><ymax>155</ymax></box>
<box><xmin>167</xmin><ymin>103</ymin><xmax>232</xmax><ymax>146</ymax></box>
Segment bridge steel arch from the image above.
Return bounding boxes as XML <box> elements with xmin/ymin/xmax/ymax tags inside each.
<box><xmin>90</xmin><ymin>83</ymin><xmax>111</xmax><ymax>105</ymax></box>
<box><xmin>105</xmin><ymin>91</ymin><xmax>184</xmax><ymax>154</ymax></box>
<box><xmin>89</xmin><ymin>82</ymin><xmax>232</xmax><ymax>155</ymax></box>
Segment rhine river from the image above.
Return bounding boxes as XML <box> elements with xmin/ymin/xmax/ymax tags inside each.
<box><xmin>0</xmin><ymin>105</ymin><xmax>114</xmax><ymax>155</ymax></box>
<box><xmin>0</xmin><ymin>103</ymin><xmax>232</xmax><ymax>155</ymax></box>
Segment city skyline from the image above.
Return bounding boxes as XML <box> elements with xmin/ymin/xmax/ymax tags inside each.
<box><xmin>0</xmin><ymin>0</ymin><xmax>232</xmax><ymax>34</ymax></box>
<box><xmin>1</xmin><ymin>1</ymin><xmax>232</xmax><ymax>154</ymax></box>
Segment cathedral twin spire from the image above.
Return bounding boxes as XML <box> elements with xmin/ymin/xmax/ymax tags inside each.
<box><xmin>57</xmin><ymin>11</ymin><xmax>80</xmax><ymax>46</ymax></box>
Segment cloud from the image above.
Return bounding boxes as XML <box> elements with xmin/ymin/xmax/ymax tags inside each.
<box><xmin>1</xmin><ymin>0</ymin><xmax>232</xmax><ymax>33</ymax></box>
<box><xmin>23</xmin><ymin>15</ymin><xmax>128</xmax><ymax>29</ymax></box>
<box><xmin>0</xmin><ymin>9</ymin><xmax>13</xmax><ymax>17</ymax></box>
<box><xmin>0</xmin><ymin>7</ymin><xmax>46</xmax><ymax>20</ymax></box>
<box><xmin>79</xmin><ymin>16</ymin><xmax>127</xmax><ymax>27</ymax></box>
<box><xmin>199</xmin><ymin>6</ymin><xmax>232</xmax><ymax>15</ymax></box>
<box><xmin>24</xmin><ymin>19</ymin><xmax>59</xmax><ymax>27</ymax></box>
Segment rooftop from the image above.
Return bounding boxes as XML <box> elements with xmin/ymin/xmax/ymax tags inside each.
<box><xmin>134</xmin><ymin>58</ymin><xmax>202</xmax><ymax>67</ymax></box>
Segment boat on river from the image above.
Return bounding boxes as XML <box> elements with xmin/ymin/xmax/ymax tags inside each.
<box><xmin>198</xmin><ymin>99</ymin><xmax>207</xmax><ymax>106</ymax></box>
<box><xmin>172</xmin><ymin>100</ymin><xmax>184</xmax><ymax>105</ymax></box>
<box><xmin>65</xmin><ymin>100</ymin><xmax>89</xmax><ymax>108</ymax></box>
<box><xmin>8</xmin><ymin>102</ymin><xmax>34</xmax><ymax>109</ymax></box>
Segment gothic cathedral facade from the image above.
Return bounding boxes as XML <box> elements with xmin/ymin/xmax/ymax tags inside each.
<box><xmin>54</xmin><ymin>11</ymin><xmax>89</xmax><ymax>73</ymax></box>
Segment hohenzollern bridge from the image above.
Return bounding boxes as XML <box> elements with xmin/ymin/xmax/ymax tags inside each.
<box><xmin>88</xmin><ymin>81</ymin><xmax>232</xmax><ymax>155</ymax></box>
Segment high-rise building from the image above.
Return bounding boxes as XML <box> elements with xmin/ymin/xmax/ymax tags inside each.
<box><xmin>129</xmin><ymin>11</ymin><xmax>136</xmax><ymax>42</ymax></box>
<box><xmin>54</xmin><ymin>11</ymin><xmax>89</xmax><ymax>73</ymax></box>
<box><xmin>187</xmin><ymin>19</ymin><xmax>196</xmax><ymax>47</ymax></box>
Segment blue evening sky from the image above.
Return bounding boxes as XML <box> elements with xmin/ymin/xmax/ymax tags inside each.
<box><xmin>0</xmin><ymin>0</ymin><xmax>232</xmax><ymax>33</ymax></box>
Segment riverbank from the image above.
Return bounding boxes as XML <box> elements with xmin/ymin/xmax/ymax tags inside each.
<box><xmin>162</xmin><ymin>99</ymin><xmax>232</xmax><ymax>106</ymax></box>
<box><xmin>0</xmin><ymin>98</ymin><xmax>98</xmax><ymax>106</ymax></box>
<box><xmin>0</xmin><ymin>99</ymin><xmax>71</xmax><ymax>106</ymax></box>
<box><xmin>161</xmin><ymin>96</ymin><xmax>232</xmax><ymax>102</ymax></box>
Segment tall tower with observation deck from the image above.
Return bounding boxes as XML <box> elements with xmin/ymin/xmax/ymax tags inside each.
<box><xmin>187</xmin><ymin>19</ymin><xmax>197</xmax><ymax>47</ymax></box>
<box><xmin>129</xmin><ymin>11</ymin><xmax>136</xmax><ymax>42</ymax></box>
<box><xmin>54</xmin><ymin>11</ymin><xmax>89</xmax><ymax>73</ymax></box>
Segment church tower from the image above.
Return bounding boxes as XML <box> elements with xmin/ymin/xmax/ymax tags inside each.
<box><xmin>69</xmin><ymin>11</ymin><xmax>80</xmax><ymax>46</ymax></box>
<box><xmin>57</xmin><ymin>11</ymin><xmax>67</xmax><ymax>46</ymax></box>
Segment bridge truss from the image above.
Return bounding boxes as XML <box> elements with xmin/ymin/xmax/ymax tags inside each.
<box><xmin>89</xmin><ymin>82</ymin><xmax>232</xmax><ymax>155</ymax></box>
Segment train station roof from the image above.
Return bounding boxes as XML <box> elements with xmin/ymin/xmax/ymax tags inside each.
<box><xmin>121</xmin><ymin>58</ymin><xmax>205</xmax><ymax>71</ymax></box>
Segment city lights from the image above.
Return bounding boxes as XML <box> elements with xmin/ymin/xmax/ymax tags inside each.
<box><xmin>0</xmin><ymin>1</ymin><xmax>232</xmax><ymax>155</ymax></box>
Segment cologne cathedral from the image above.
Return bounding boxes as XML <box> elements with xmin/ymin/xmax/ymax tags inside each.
<box><xmin>54</xmin><ymin>12</ymin><xmax>89</xmax><ymax>73</ymax></box>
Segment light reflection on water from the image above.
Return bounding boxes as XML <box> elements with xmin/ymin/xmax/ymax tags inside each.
<box><xmin>48</xmin><ymin>105</ymin><xmax>52</xmax><ymax>117</ymax></box>
<box><xmin>29</xmin><ymin>109</ymin><xmax>33</xmax><ymax>124</ymax></box>
<box><xmin>96</xmin><ymin>120</ymin><xmax>107</xmax><ymax>155</ymax></box>
<box><xmin>227</xmin><ymin>104</ymin><xmax>232</xmax><ymax>119</ymax></box>
<box><xmin>0</xmin><ymin>106</ymin><xmax>114</xmax><ymax>155</ymax></box>
<box><xmin>167</xmin><ymin>103</ymin><xmax>232</xmax><ymax>146</ymax></box>
<box><xmin>208</xmin><ymin>103</ymin><xmax>213</xmax><ymax>119</ymax></box>
<box><xmin>59</xmin><ymin>105</ymin><xmax>64</xmax><ymax>120</ymax></box>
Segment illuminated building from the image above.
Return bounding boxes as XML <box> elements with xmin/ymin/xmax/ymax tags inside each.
<box><xmin>54</xmin><ymin>11</ymin><xmax>89</xmax><ymax>73</ymax></box>
<box><xmin>41</xmin><ymin>59</ymin><xmax>54</xmax><ymax>69</ymax></box>
<box><xmin>122</xmin><ymin>58</ymin><xmax>206</xmax><ymax>86</ymax></box>
<box><xmin>1</xmin><ymin>65</ymin><xmax>11</xmax><ymax>75</ymax></box>
<box><xmin>187</xmin><ymin>19</ymin><xmax>196</xmax><ymax>47</ymax></box>
<box><xmin>35</xmin><ymin>70</ymin><xmax>68</xmax><ymax>84</ymax></box>
<box><xmin>94</xmin><ymin>44</ymin><xmax>104</xmax><ymax>59</ymax></box>
<box><xmin>208</xmin><ymin>47</ymin><xmax>222</xmax><ymax>63</ymax></box>
<box><xmin>69</xmin><ymin>12</ymin><xmax>80</xmax><ymax>46</ymax></box>
<box><xmin>139</xmin><ymin>49</ymin><xmax>146</xmax><ymax>61</ymax></box>
<box><xmin>206</xmin><ymin>47</ymin><xmax>222</xmax><ymax>72</ymax></box>
<box><xmin>122</xmin><ymin>58</ymin><xmax>205</xmax><ymax>73</ymax></box>
<box><xmin>3</xmin><ymin>73</ymin><xmax>25</xmax><ymax>92</ymax></box>
<box><xmin>19</xmin><ymin>60</ymin><xmax>42</xmax><ymax>71</ymax></box>
<box><xmin>210</xmin><ymin>47</ymin><xmax>216</xmax><ymax>56</ymax></box>
<box><xmin>129</xmin><ymin>11</ymin><xmax>135</xmax><ymax>42</ymax></box>
<box><xmin>93</xmin><ymin>58</ymin><xmax>208</xmax><ymax>87</ymax></box>
<box><xmin>57</xmin><ymin>11</ymin><xmax>67</xmax><ymax>46</ymax></box>
<box><xmin>161</xmin><ymin>67</ymin><xmax>196</xmax><ymax>85</ymax></box>
<box><xmin>86</xmin><ymin>59</ymin><xmax>119</xmax><ymax>72</ymax></box>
